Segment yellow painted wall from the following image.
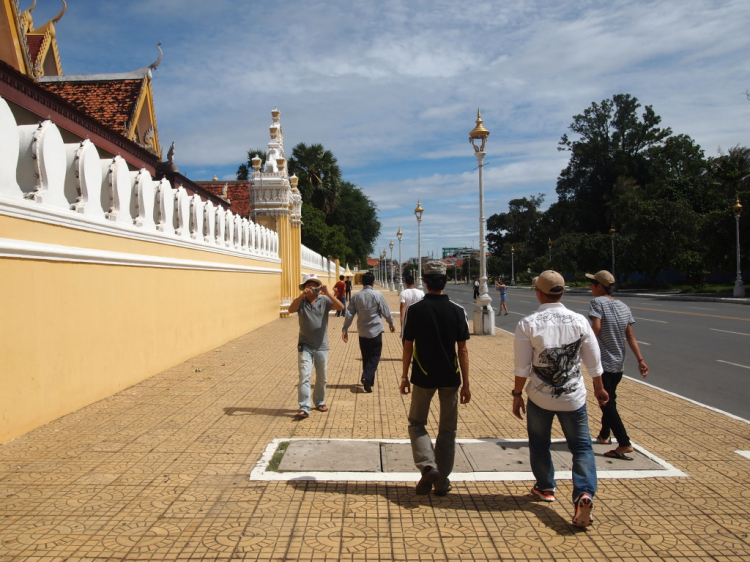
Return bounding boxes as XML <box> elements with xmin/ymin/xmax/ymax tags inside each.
<box><xmin>0</xmin><ymin>216</ymin><xmax>280</xmax><ymax>443</ymax></box>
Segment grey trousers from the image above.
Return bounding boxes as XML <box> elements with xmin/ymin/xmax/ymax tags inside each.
<box><xmin>408</xmin><ymin>385</ymin><xmax>459</xmax><ymax>485</ymax></box>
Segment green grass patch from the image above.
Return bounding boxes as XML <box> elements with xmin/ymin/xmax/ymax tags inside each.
<box><xmin>267</xmin><ymin>441</ymin><xmax>290</xmax><ymax>472</ymax></box>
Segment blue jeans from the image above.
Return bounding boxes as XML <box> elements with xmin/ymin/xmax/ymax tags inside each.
<box><xmin>335</xmin><ymin>297</ymin><xmax>346</xmax><ymax>316</ymax></box>
<box><xmin>298</xmin><ymin>347</ymin><xmax>327</xmax><ymax>413</ymax></box>
<box><xmin>526</xmin><ymin>398</ymin><xmax>597</xmax><ymax>503</ymax></box>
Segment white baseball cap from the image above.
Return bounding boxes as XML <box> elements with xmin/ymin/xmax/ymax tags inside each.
<box><xmin>299</xmin><ymin>273</ymin><xmax>322</xmax><ymax>290</ymax></box>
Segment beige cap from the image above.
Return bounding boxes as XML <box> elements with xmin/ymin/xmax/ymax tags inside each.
<box><xmin>585</xmin><ymin>270</ymin><xmax>615</xmax><ymax>287</ymax></box>
<box><xmin>534</xmin><ymin>270</ymin><xmax>566</xmax><ymax>295</ymax></box>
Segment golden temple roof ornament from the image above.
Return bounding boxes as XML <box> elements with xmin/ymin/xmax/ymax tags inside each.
<box><xmin>149</xmin><ymin>42</ymin><xmax>163</xmax><ymax>72</ymax></box>
<box><xmin>469</xmin><ymin>108</ymin><xmax>490</xmax><ymax>153</ymax></box>
<box><xmin>52</xmin><ymin>0</ymin><xmax>67</xmax><ymax>24</ymax></box>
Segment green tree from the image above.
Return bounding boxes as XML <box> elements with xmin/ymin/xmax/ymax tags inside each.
<box><xmin>327</xmin><ymin>182</ymin><xmax>380</xmax><ymax>266</ymax></box>
<box><xmin>300</xmin><ymin>204</ymin><xmax>349</xmax><ymax>260</ymax></box>
<box><xmin>487</xmin><ymin>255</ymin><xmax>503</xmax><ymax>280</ymax></box>
<box><xmin>487</xmin><ymin>194</ymin><xmax>545</xmax><ymax>254</ymax></box>
<box><xmin>236</xmin><ymin>149</ymin><xmax>266</xmax><ymax>180</ymax></box>
<box><xmin>288</xmin><ymin>143</ymin><xmax>342</xmax><ymax>214</ymax></box>
<box><xmin>556</xmin><ymin>94</ymin><xmax>671</xmax><ymax>234</ymax></box>
<box><xmin>461</xmin><ymin>256</ymin><xmax>479</xmax><ymax>280</ymax></box>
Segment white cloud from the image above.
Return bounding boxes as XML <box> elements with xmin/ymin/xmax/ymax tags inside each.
<box><xmin>44</xmin><ymin>0</ymin><xmax>750</xmax><ymax>259</ymax></box>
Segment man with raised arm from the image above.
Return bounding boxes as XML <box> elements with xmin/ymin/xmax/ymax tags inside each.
<box><xmin>289</xmin><ymin>273</ymin><xmax>344</xmax><ymax>419</ymax></box>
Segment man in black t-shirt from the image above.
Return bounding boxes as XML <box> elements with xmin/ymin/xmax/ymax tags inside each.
<box><xmin>400</xmin><ymin>261</ymin><xmax>471</xmax><ymax>496</ymax></box>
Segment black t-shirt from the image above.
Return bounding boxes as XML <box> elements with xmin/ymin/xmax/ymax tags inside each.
<box><xmin>403</xmin><ymin>293</ymin><xmax>470</xmax><ymax>388</ymax></box>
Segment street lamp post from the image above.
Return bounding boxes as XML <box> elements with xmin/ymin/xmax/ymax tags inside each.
<box><xmin>381</xmin><ymin>250</ymin><xmax>387</xmax><ymax>288</ymax></box>
<box><xmin>734</xmin><ymin>198</ymin><xmax>745</xmax><ymax>297</ymax></box>
<box><xmin>469</xmin><ymin>109</ymin><xmax>495</xmax><ymax>335</ymax></box>
<box><xmin>609</xmin><ymin>225</ymin><xmax>616</xmax><ymax>288</ymax></box>
<box><xmin>389</xmin><ymin>240</ymin><xmax>395</xmax><ymax>291</ymax></box>
<box><xmin>511</xmin><ymin>246</ymin><xmax>515</xmax><ymax>285</ymax></box>
<box><xmin>397</xmin><ymin>227</ymin><xmax>404</xmax><ymax>292</ymax></box>
<box><xmin>414</xmin><ymin>201</ymin><xmax>424</xmax><ymax>290</ymax></box>
<box><xmin>548</xmin><ymin>238</ymin><xmax>553</xmax><ymax>266</ymax></box>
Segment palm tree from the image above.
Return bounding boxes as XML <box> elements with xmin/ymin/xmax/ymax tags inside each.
<box><xmin>288</xmin><ymin>143</ymin><xmax>342</xmax><ymax>214</ymax></box>
<box><xmin>236</xmin><ymin>149</ymin><xmax>267</xmax><ymax>180</ymax></box>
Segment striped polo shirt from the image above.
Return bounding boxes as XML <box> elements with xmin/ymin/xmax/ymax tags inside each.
<box><xmin>588</xmin><ymin>296</ymin><xmax>634</xmax><ymax>373</ymax></box>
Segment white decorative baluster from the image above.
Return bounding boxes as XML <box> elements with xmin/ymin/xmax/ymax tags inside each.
<box><xmin>203</xmin><ymin>200</ymin><xmax>215</xmax><ymax>244</ymax></box>
<box><xmin>102</xmin><ymin>156</ymin><xmax>136</xmax><ymax>225</ymax></box>
<box><xmin>67</xmin><ymin>139</ymin><xmax>103</xmax><ymax>217</ymax></box>
<box><xmin>241</xmin><ymin>218</ymin><xmax>249</xmax><ymax>251</ymax></box>
<box><xmin>155</xmin><ymin>178</ymin><xmax>174</xmax><ymax>235</ymax></box>
<box><xmin>215</xmin><ymin>205</ymin><xmax>225</xmax><ymax>246</ymax></box>
<box><xmin>0</xmin><ymin>96</ymin><xmax>21</xmax><ymax>198</ymax></box>
<box><xmin>174</xmin><ymin>185</ymin><xmax>191</xmax><ymax>238</ymax></box>
<box><xmin>17</xmin><ymin>120</ymin><xmax>67</xmax><ymax>208</ymax></box>
<box><xmin>132</xmin><ymin>169</ymin><xmax>156</xmax><ymax>230</ymax></box>
<box><xmin>224</xmin><ymin>210</ymin><xmax>234</xmax><ymax>247</ymax></box>
<box><xmin>189</xmin><ymin>194</ymin><xmax>203</xmax><ymax>241</ymax></box>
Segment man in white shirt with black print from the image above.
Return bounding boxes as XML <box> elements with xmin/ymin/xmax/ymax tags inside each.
<box><xmin>512</xmin><ymin>270</ymin><xmax>609</xmax><ymax>528</ymax></box>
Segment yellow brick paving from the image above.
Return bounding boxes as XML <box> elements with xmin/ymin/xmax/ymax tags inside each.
<box><xmin>1</xmin><ymin>287</ymin><xmax>749</xmax><ymax>561</ymax></box>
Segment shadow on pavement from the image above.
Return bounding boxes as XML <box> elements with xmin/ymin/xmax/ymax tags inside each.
<box><xmin>284</xmin><ymin>480</ymin><xmax>580</xmax><ymax>535</ymax></box>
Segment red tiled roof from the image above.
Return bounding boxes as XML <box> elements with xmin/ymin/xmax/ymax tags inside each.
<box><xmin>26</xmin><ymin>35</ymin><xmax>45</xmax><ymax>64</ymax></box>
<box><xmin>366</xmin><ymin>258</ymin><xmax>379</xmax><ymax>267</ymax></box>
<box><xmin>40</xmin><ymin>79</ymin><xmax>143</xmax><ymax>134</ymax></box>
<box><xmin>194</xmin><ymin>181</ymin><xmax>251</xmax><ymax>218</ymax></box>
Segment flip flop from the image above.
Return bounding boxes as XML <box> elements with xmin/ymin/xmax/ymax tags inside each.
<box><xmin>433</xmin><ymin>480</ymin><xmax>452</xmax><ymax>496</ymax></box>
<box><xmin>604</xmin><ymin>449</ymin><xmax>633</xmax><ymax>461</ymax></box>
<box><xmin>316</xmin><ymin>404</ymin><xmax>328</xmax><ymax>412</ymax></box>
<box><xmin>295</xmin><ymin>410</ymin><xmax>309</xmax><ymax>419</ymax></box>
<box><xmin>593</xmin><ymin>437</ymin><xmax>611</xmax><ymax>445</ymax></box>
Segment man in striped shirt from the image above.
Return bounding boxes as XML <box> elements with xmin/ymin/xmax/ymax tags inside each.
<box><xmin>587</xmin><ymin>270</ymin><xmax>649</xmax><ymax>460</ymax></box>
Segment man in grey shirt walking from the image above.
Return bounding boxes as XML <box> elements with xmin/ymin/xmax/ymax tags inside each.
<box><xmin>587</xmin><ymin>270</ymin><xmax>649</xmax><ymax>460</ymax></box>
<box><xmin>289</xmin><ymin>273</ymin><xmax>344</xmax><ymax>419</ymax></box>
<box><xmin>342</xmin><ymin>272</ymin><xmax>395</xmax><ymax>392</ymax></box>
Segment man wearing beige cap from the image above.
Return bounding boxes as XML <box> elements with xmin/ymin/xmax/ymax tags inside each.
<box><xmin>512</xmin><ymin>270</ymin><xmax>608</xmax><ymax>527</ymax></box>
<box><xmin>586</xmin><ymin>270</ymin><xmax>649</xmax><ymax>460</ymax></box>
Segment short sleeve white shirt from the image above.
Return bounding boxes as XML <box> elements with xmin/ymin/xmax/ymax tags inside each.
<box><xmin>514</xmin><ymin>302</ymin><xmax>603</xmax><ymax>411</ymax></box>
<box><xmin>399</xmin><ymin>287</ymin><xmax>424</xmax><ymax>327</ymax></box>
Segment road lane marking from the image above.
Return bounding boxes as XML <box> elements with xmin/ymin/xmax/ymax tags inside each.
<box><xmin>634</xmin><ymin>317</ymin><xmax>668</xmax><ymax>323</ymax></box>
<box><xmin>564</xmin><ymin>297</ymin><xmax>750</xmax><ymax>322</ymax></box>
<box><xmin>624</xmin><ymin>377</ymin><xmax>750</xmax><ymax>424</ymax></box>
<box><xmin>710</xmin><ymin>328</ymin><xmax>750</xmax><ymax>336</ymax></box>
<box><xmin>717</xmin><ymin>360</ymin><xmax>750</xmax><ymax>369</ymax></box>
<box><xmin>636</xmin><ymin>341</ymin><xmax>651</xmax><ymax>345</ymax></box>
<box><xmin>687</xmin><ymin>306</ymin><xmax>716</xmax><ymax>310</ymax></box>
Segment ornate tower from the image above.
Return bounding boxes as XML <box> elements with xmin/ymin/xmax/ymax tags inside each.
<box><xmin>249</xmin><ymin>108</ymin><xmax>295</xmax><ymax>316</ymax></box>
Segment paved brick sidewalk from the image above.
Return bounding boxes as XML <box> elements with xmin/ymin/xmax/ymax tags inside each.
<box><xmin>1</xmin><ymin>287</ymin><xmax>748</xmax><ymax>560</ymax></box>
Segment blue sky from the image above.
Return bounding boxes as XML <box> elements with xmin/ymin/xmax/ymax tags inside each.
<box><xmin>32</xmin><ymin>0</ymin><xmax>750</xmax><ymax>262</ymax></box>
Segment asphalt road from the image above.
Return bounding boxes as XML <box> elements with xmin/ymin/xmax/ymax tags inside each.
<box><xmin>439</xmin><ymin>282</ymin><xmax>750</xmax><ymax>420</ymax></box>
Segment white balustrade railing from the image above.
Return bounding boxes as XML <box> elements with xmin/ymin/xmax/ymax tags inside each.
<box><xmin>0</xmin><ymin>95</ymin><xmax>279</xmax><ymax>261</ymax></box>
<box><xmin>301</xmin><ymin>245</ymin><xmax>346</xmax><ymax>276</ymax></box>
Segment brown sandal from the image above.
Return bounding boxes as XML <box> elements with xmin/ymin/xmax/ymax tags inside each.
<box><xmin>316</xmin><ymin>404</ymin><xmax>328</xmax><ymax>412</ymax></box>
